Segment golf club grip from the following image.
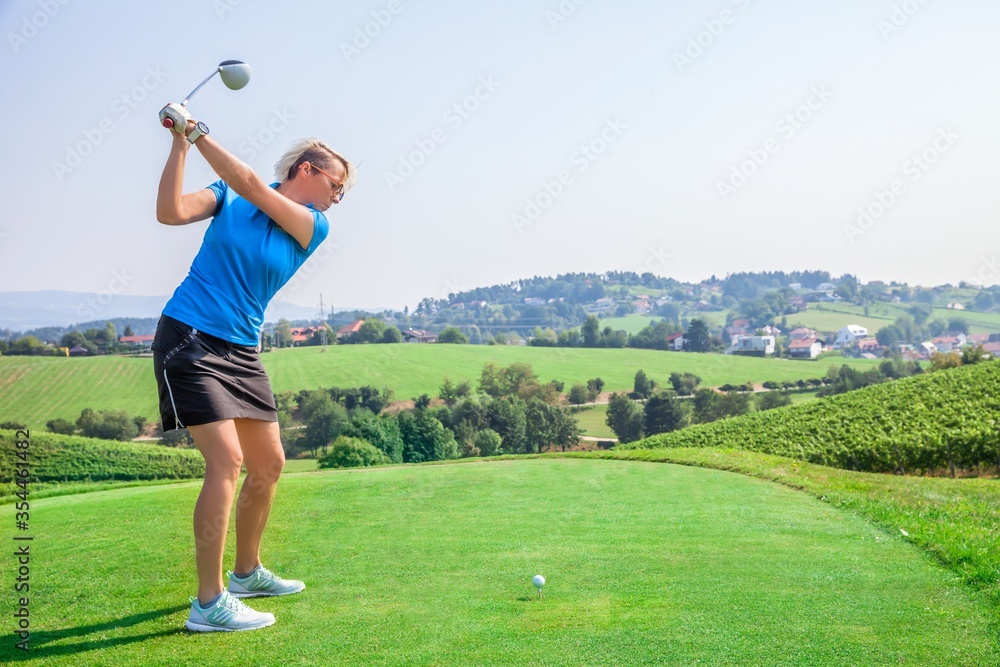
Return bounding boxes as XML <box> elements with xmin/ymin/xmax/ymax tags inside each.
<box><xmin>162</xmin><ymin>118</ymin><xmax>174</xmax><ymax>128</ymax></box>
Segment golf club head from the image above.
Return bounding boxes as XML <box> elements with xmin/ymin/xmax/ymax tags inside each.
<box><xmin>165</xmin><ymin>59</ymin><xmax>253</xmax><ymax>127</ymax></box>
<box><xmin>218</xmin><ymin>60</ymin><xmax>252</xmax><ymax>90</ymax></box>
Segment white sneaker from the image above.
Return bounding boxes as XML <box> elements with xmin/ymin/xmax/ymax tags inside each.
<box><xmin>227</xmin><ymin>565</ymin><xmax>306</xmax><ymax>598</ymax></box>
<box><xmin>185</xmin><ymin>590</ymin><xmax>275</xmax><ymax>632</ymax></box>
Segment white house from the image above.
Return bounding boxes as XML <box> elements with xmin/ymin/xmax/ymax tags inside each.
<box><xmin>834</xmin><ymin>324</ymin><xmax>868</xmax><ymax>348</ymax></box>
<box><xmin>728</xmin><ymin>335</ymin><xmax>775</xmax><ymax>355</ymax></box>
<box><xmin>523</xmin><ymin>297</ymin><xmax>546</xmax><ymax>307</ymax></box>
<box><xmin>816</xmin><ymin>282</ymin><xmax>838</xmax><ymax>291</ymax></box>
<box><xmin>402</xmin><ymin>329</ymin><xmax>438</xmax><ymax>343</ymax></box>
<box><xmin>788</xmin><ymin>337</ymin><xmax>822</xmax><ymax>359</ymax></box>
<box><xmin>665</xmin><ymin>332</ymin><xmax>684</xmax><ymax>351</ymax></box>
<box><xmin>931</xmin><ymin>335</ymin><xmax>966</xmax><ymax>353</ymax></box>
<box><xmin>585</xmin><ymin>297</ymin><xmax>616</xmax><ymax>312</ymax></box>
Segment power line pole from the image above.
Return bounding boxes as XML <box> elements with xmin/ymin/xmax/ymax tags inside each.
<box><xmin>317</xmin><ymin>293</ymin><xmax>327</xmax><ymax>346</ymax></box>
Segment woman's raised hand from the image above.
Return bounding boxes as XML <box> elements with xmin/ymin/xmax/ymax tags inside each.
<box><xmin>159</xmin><ymin>103</ymin><xmax>193</xmax><ymax>135</ymax></box>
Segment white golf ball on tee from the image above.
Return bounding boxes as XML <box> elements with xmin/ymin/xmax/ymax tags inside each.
<box><xmin>532</xmin><ymin>575</ymin><xmax>545</xmax><ymax>588</ymax></box>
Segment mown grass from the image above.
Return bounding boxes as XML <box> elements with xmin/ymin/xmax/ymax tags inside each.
<box><xmin>572</xmin><ymin>404</ymin><xmax>616</xmax><ymax>439</ymax></box>
<box><xmin>0</xmin><ymin>346</ymin><xmax>880</xmax><ymax>428</ymax></box>
<box><xmin>1</xmin><ymin>457</ymin><xmax>995</xmax><ymax>666</ymax></box>
<box><xmin>789</xmin><ymin>301</ymin><xmax>1000</xmax><ymax>335</ymax></box>
<box><xmin>592</xmin><ymin>314</ymin><xmax>663</xmax><ymax>334</ymax></box>
<box><xmin>786</xmin><ymin>303</ymin><xmax>896</xmax><ymax>335</ymax></box>
<box><xmin>567</xmin><ymin>448</ymin><xmax>1000</xmax><ymax>633</ymax></box>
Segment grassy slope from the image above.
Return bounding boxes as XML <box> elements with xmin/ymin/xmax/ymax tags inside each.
<box><xmin>569</xmin><ymin>448</ymin><xmax>1000</xmax><ymax>633</ymax></box>
<box><xmin>931</xmin><ymin>307</ymin><xmax>1000</xmax><ymax>333</ymax></box>
<box><xmin>790</xmin><ymin>302</ymin><xmax>1000</xmax><ymax>335</ymax></box>
<box><xmin>787</xmin><ymin>303</ymin><xmax>897</xmax><ymax>334</ymax></box>
<box><xmin>1</xmin><ymin>458</ymin><xmax>994</xmax><ymax>666</ymax></box>
<box><xmin>594</xmin><ymin>315</ymin><xmax>663</xmax><ymax>334</ymax></box>
<box><xmin>571</xmin><ymin>403</ymin><xmax>615</xmax><ymax>439</ymax></box>
<box><xmin>0</xmin><ymin>346</ymin><xmax>880</xmax><ymax>428</ymax></box>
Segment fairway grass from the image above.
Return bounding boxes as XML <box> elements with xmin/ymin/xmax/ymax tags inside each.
<box><xmin>1</xmin><ymin>459</ymin><xmax>995</xmax><ymax>666</ymax></box>
<box><xmin>0</xmin><ymin>346</ymin><xmax>880</xmax><ymax>428</ymax></box>
<box><xmin>572</xmin><ymin>404</ymin><xmax>616</xmax><ymax>439</ymax></box>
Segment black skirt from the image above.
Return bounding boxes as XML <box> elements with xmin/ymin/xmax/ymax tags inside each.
<box><xmin>152</xmin><ymin>315</ymin><xmax>278</xmax><ymax>431</ymax></box>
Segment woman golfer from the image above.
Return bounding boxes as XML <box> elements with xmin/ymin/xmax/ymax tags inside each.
<box><xmin>153</xmin><ymin>102</ymin><xmax>355</xmax><ymax>632</ymax></box>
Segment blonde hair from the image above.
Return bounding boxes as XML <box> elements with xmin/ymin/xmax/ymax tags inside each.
<box><xmin>274</xmin><ymin>138</ymin><xmax>357</xmax><ymax>192</ymax></box>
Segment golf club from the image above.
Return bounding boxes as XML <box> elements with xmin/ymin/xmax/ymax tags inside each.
<box><xmin>161</xmin><ymin>60</ymin><xmax>252</xmax><ymax>128</ymax></box>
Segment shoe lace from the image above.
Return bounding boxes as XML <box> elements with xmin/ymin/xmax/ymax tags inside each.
<box><xmin>222</xmin><ymin>592</ymin><xmax>250</xmax><ymax>616</ymax></box>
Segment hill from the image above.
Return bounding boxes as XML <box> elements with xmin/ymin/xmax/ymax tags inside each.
<box><xmin>0</xmin><ymin>345</ymin><xmax>882</xmax><ymax>428</ymax></box>
<box><xmin>622</xmin><ymin>361</ymin><xmax>1000</xmax><ymax>475</ymax></box>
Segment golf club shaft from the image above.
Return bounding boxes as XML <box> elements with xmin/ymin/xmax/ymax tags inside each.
<box><xmin>181</xmin><ymin>69</ymin><xmax>220</xmax><ymax>107</ymax></box>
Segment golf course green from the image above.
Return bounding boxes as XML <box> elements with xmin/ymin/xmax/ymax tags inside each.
<box><xmin>2</xmin><ymin>458</ymin><xmax>994</xmax><ymax>666</ymax></box>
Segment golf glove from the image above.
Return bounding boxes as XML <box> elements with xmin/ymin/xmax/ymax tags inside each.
<box><xmin>159</xmin><ymin>103</ymin><xmax>193</xmax><ymax>135</ymax></box>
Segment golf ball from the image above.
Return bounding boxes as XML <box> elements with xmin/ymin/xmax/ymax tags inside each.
<box><xmin>532</xmin><ymin>575</ymin><xmax>545</xmax><ymax>588</ymax></box>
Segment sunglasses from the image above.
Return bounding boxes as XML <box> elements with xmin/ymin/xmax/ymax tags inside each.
<box><xmin>307</xmin><ymin>163</ymin><xmax>346</xmax><ymax>201</ymax></box>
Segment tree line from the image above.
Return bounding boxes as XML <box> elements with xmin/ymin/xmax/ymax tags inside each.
<box><xmin>275</xmin><ymin>362</ymin><xmax>581</xmax><ymax>468</ymax></box>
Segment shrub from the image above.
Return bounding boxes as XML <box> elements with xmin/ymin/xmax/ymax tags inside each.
<box><xmin>473</xmin><ymin>429</ymin><xmax>502</xmax><ymax>457</ymax></box>
<box><xmin>46</xmin><ymin>419</ymin><xmax>76</xmax><ymax>435</ymax></box>
<box><xmin>160</xmin><ymin>428</ymin><xmax>194</xmax><ymax>447</ymax></box>
<box><xmin>75</xmin><ymin>409</ymin><xmax>140</xmax><ymax>441</ymax></box>
<box><xmin>318</xmin><ymin>436</ymin><xmax>390</xmax><ymax>469</ymax></box>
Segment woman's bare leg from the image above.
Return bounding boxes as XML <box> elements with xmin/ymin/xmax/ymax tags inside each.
<box><xmin>232</xmin><ymin>418</ymin><xmax>285</xmax><ymax>575</ymax></box>
<box><xmin>188</xmin><ymin>419</ymin><xmax>244</xmax><ymax>605</ymax></box>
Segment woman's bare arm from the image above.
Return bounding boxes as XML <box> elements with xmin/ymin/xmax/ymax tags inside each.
<box><xmin>192</xmin><ymin>135</ymin><xmax>316</xmax><ymax>249</ymax></box>
<box><xmin>156</xmin><ymin>133</ymin><xmax>218</xmax><ymax>226</ymax></box>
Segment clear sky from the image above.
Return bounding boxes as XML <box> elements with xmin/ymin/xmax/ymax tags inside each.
<box><xmin>1</xmin><ymin>0</ymin><xmax>997</xmax><ymax>311</ymax></box>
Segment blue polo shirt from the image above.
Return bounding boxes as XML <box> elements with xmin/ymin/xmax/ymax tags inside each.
<box><xmin>163</xmin><ymin>180</ymin><xmax>330</xmax><ymax>346</ymax></box>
